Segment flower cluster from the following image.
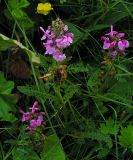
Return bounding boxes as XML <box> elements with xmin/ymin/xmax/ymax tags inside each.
<box><xmin>37</xmin><ymin>3</ymin><xmax>53</xmax><ymax>15</ymax></box>
<box><xmin>20</xmin><ymin>101</ymin><xmax>45</xmax><ymax>131</ymax></box>
<box><xmin>101</xmin><ymin>25</ymin><xmax>129</xmax><ymax>57</ymax></box>
<box><xmin>40</xmin><ymin>18</ymin><xmax>74</xmax><ymax>62</ymax></box>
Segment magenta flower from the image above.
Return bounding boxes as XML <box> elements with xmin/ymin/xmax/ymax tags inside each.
<box><xmin>43</xmin><ymin>40</ymin><xmax>56</xmax><ymax>55</ymax></box>
<box><xmin>101</xmin><ymin>25</ymin><xmax>129</xmax><ymax>57</ymax></box>
<box><xmin>118</xmin><ymin>39</ymin><xmax>129</xmax><ymax>51</ymax></box>
<box><xmin>56</xmin><ymin>33</ymin><xmax>73</xmax><ymax>48</ymax></box>
<box><xmin>20</xmin><ymin>110</ymin><xmax>30</xmax><ymax>122</ymax></box>
<box><xmin>111</xmin><ymin>50</ymin><xmax>118</xmax><ymax>57</ymax></box>
<box><xmin>40</xmin><ymin>27</ymin><xmax>50</xmax><ymax>40</ymax></box>
<box><xmin>53</xmin><ymin>50</ymin><xmax>66</xmax><ymax>62</ymax></box>
<box><xmin>40</xmin><ymin>18</ymin><xmax>74</xmax><ymax>62</ymax></box>
<box><xmin>20</xmin><ymin>101</ymin><xmax>45</xmax><ymax>131</ymax></box>
<box><xmin>106</xmin><ymin>25</ymin><xmax>118</xmax><ymax>36</ymax></box>
<box><xmin>29</xmin><ymin>101</ymin><xmax>39</xmax><ymax>113</ymax></box>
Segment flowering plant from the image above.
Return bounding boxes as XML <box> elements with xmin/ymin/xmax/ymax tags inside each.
<box><xmin>20</xmin><ymin>101</ymin><xmax>45</xmax><ymax>131</ymax></box>
<box><xmin>40</xmin><ymin>18</ymin><xmax>74</xmax><ymax>62</ymax></box>
<box><xmin>101</xmin><ymin>25</ymin><xmax>129</xmax><ymax>57</ymax></box>
<box><xmin>37</xmin><ymin>3</ymin><xmax>53</xmax><ymax>15</ymax></box>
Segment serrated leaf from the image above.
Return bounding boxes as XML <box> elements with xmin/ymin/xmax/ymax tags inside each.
<box><xmin>12</xmin><ymin>146</ymin><xmax>40</xmax><ymax>160</ymax></box>
<box><xmin>100</xmin><ymin>118</ymin><xmax>120</xmax><ymax>135</ymax></box>
<box><xmin>41</xmin><ymin>134</ymin><xmax>65</xmax><ymax>160</ymax></box>
<box><xmin>119</xmin><ymin>126</ymin><xmax>133</xmax><ymax>151</ymax></box>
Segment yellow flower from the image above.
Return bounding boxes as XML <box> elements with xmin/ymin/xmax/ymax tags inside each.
<box><xmin>37</xmin><ymin>3</ymin><xmax>53</xmax><ymax>15</ymax></box>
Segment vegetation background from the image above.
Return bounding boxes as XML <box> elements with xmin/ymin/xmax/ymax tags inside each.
<box><xmin>0</xmin><ymin>0</ymin><xmax>133</xmax><ymax>160</ymax></box>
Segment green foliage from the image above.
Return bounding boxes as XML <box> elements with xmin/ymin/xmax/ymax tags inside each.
<box><xmin>80</xmin><ymin>131</ymin><xmax>113</xmax><ymax>149</ymax></box>
<box><xmin>119</xmin><ymin>126</ymin><xmax>133</xmax><ymax>151</ymax></box>
<box><xmin>68</xmin><ymin>62</ymin><xmax>91</xmax><ymax>74</ymax></box>
<box><xmin>60</xmin><ymin>0</ymin><xmax>67</xmax><ymax>4</ymax></box>
<box><xmin>41</xmin><ymin>134</ymin><xmax>65</xmax><ymax>160</ymax></box>
<box><xmin>5</xmin><ymin>0</ymin><xmax>34</xmax><ymax>30</ymax></box>
<box><xmin>100</xmin><ymin>118</ymin><xmax>120</xmax><ymax>135</ymax></box>
<box><xmin>0</xmin><ymin>72</ymin><xmax>17</xmax><ymax>122</ymax></box>
<box><xmin>0</xmin><ymin>0</ymin><xmax>133</xmax><ymax>159</ymax></box>
<box><xmin>12</xmin><ymin>146</ymin><xmax>40</xmax><ymax>160</ymax></box>
<box><xmin>0</xmin><ymin>33</ymin><xmax>40</xmax><ymax>64</ymax></box>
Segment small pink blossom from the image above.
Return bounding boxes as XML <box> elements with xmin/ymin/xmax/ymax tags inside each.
<box><xmin>43</xmin><ymin>40</ymin><xmax>56</xmax><ymax>55</ymax></box>
<box><xmin>20</xmin><ymin>110</ymin><xmax>30</xmax><ymax>122</ymax></box>
<box><xmin>56</xmin><ymin>33</ymin><xmax>73</xmax><ymax>48</ymax></box>
<box><xmin>40</xmin><ymin>27</ymin><xmax>50</xmax><ymax>40</ymax></box>
<box><xmin>106</xmin><ymin>25</ymin><xmax>118</xmax><ymax>36</ymax></box>
<box><xmin>101</xmin><ymin>25</ymin><xmax>129</xmax><ymax>57</ymax></box>
<box><xmin>63</xmin><ymin>25</ymin><xmax>68</xmax><ymax>31</ymax></box>
<box><xmin>53</xmin><ymin>50</ymin><xmax>66</xmax><ymax>62</ymax></box>
<box><xmin>20</xmin><ymin>101</ymin><xmax>45</xmax><ymax>131</ymax></box>
<box><xmin>118</xmin><ymin>39</ymin><xmax>129</xmax><ymax>51</ymax></box>
<box><xmin>111</xmin><ymin>50</ymin><xmax>118</xmax><ymax>57</ymax></box>
<box><xmin>29</xmin><ymin>101</ymin><xmax>38</xmax><ymax>113</ymax></box>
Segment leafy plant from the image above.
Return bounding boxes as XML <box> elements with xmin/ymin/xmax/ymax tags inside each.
<box><xmin>0</xmin><ymin>71</ymin><xmax>17</xmax><ymax>122</ymax></box>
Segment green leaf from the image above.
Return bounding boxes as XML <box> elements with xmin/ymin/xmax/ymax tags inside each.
<box><xmin>100</xmin><ymin>118</ymin><xmax>120</xmax><ymax>135</ymax></box>
<box><xmin>60</xmin><ymin>0</ymin><xmax>67</xmax><ymax>4</ymax></box>
<box><xmin>11</xmin><ymin>9</ymin><xmax>27</xmax><ymax>19</ymax></box>
<box><xmin>12</xmin><ymin>146</ymin><xmax>40</xmax><ymax>160</ymax></box>
<box><xmin>0</xmin><ymin>72</ymin><xmax>17</xmax><ymax>122</ymax></box>
<box><xmin>119</xmin><ymin>126</ymin><xmax>133</xmax><ymax>151</ymax></box>
<box><xmin>41</xmin><ymin>134</ymin><xmax>66</xmax><ymax>160</ymax></box>
<box><xmin>102</xmin><ymin>3</ymin><xmax>133</xmax><ymax>25</ymax></box>
<box><xmin>80</xmin><ymin>131</ymin><xmax>112</xmax><ymax>149</ymax></box>
<box><xmin>0</xmin><ymin>33</ymin><xmax>40</xmax><ymax>64</ymax></box>
<box><xmin>8</xmin><ymin>0</ymin><xmax>30</xmax><ymax>9</ymax></box>
<box><xmin>0</xmin><ymin>73</ymin><xmax>14</xmax><ymax>94</ymax></box>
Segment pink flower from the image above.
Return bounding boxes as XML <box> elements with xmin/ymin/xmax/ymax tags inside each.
<box><xmin>56</xmin><ymin>33</ymin><xmax>73</xmax><ymax>48</ymax></box>
<box><xmin>43</xmin><ymin>40</ymin><xmax>57</xmax><ymax>55</ymax></box>
<box><xmin>106</xmin><ymin>25</ymin><xmax>118</xmax><ymax>36</ymax></box>
<box><xmin>30</xmin><ymin>101</ymin><xmax>39</xmax><ymax>113</ymax></box>
<box><xmin>101</xmin><ymin>25</ymin><xmax>129</xmax><ymax>57</ymax></box>
<box><xmin>63</xmin><ymin>25</ymin><xmax>68</xmax><ymax>31</ymax></box>
<box><xmin>40</xmin><ymin>20</ymin><xmax>74</xmax><ymax>62</ymax></box>
<box><xmin>53</xmin><ymin>50</ymin><xmax>66</xmax><ymax>61</ymax></box>
<box><xmin>103</xmin><ymin>41</ymin><xmax>110</xmax><ymax>50</ymax></box>
<box><xmin>40</xmin><ymin>27</ymin><xmax>50</xmax><ymax>40</ymax></box>
<box><xmin>20</xmin><ymin>110</ymin><xmax>30</xmax><ymax>122</ymax></box>
<box><xmin>20</xmin><ymin>101</ymin><xmax>45</xmax><ymax>131</ymax></box>
<box><xmin>118</xmin><ymin>39</ymin><xmax>129</xmax><ymax>51</ymax></box>
<box><xmin>111</xmin><ymin>50</ymin><xmax>118</xmax><ymax>57</ymax></box>
<box><xmin>117</xmin><ymin>33</ymin><xmax>125</xmax><ymax>38</ymax></box>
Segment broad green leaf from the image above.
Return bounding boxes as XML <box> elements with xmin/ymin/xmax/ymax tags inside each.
<box><xmin>41</xmin><ymin>134</ymin><xmax>65</xmax><ymax>160</ymax></box>
<box><xmin>0</xmin><ymin>33</ymin><xmax>40</xmax><ymax>64</ymax></box>
<box><xmin>8</xmin><ymin>0</ymin><xmax>30</xmax><ymax>9</ymax></box>
<box><xmin>119</xmin><ymin>126</ymin><xmax>133</xmax><ymax>151</ymax></box>
<box><xmin>0</xmin><ymin>72</ymin><xmax>17</xmax><ymax>122</ymax></box>
<box><xmin>0</xmin><ymin>94</ymin><xmax>17</xmax><ymax>122</ymax></box>
<box><xmin>0</xmin><ymin>72</ymin><xmax>14</xmax><ymax>94</ymax></box>
<box><xmin>12</xmin><ymin>146</ymin><xmax>40</xmax><ymax>160</ymax></box>
<box><xmin>12</xmin><ymin>9</ymin><xmax>27</xmax><ymax>19</ymax></box>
